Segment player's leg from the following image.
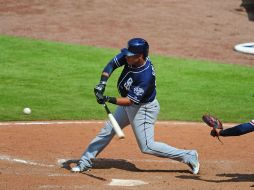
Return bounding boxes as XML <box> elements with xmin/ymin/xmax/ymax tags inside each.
<box><xmin>125</xmin><ymin>99</ymin><xmax>199</xmax><ymax>174</ymax></box>
<box><xmin>220</xmin><ymin>119</ymin><xmax>254</xmax><ymax>136</ymax></box>
<box><xmin>72</xmin><ymin>106</ymin><xmax>130</xmax><ymax>172</ymax></box>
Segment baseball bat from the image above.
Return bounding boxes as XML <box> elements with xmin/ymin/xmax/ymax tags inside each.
<box><xmin>103</xmin><ymin>103</ymin><xmax>125</xmax><ymax>139</ymax></box>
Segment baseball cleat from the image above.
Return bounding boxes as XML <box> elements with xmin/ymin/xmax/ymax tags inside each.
<box><xmin>71</xmin><ymin>164</ymin><xmax>90</xmax><ymax>173</ymax></box>
<box><xmin>71</xmin><ymin>165</ymin><xmax>89</xmax><ymax>173</ymax></box>
<box><xmin>187</xmin><ymin>151</ymin><xmax>200</xmax><ymax>175</ymax></box>
<box><xmin>71</xmin><ymin>165</ymin><xmax>82</xmax><ymax>172</ymax></box>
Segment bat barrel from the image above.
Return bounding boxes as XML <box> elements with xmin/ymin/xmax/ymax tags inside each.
<box><xmin>103</xmin><ymin>103</ymin><xmax>125</xmax><ymax>139</ymax></box>
<box><xmin>108</xmin><ymin>113</ymin><xmax>125</xmax><ymax>139</ymax></box>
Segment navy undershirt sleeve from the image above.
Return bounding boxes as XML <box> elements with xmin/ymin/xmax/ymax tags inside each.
<box><xmin>102</xmin><ymin>53</ymin><xmax>126</xmax><ymax>76</ymax></box>
<box><xmin>220</xmin><ymin>122</ymin><xmax>254</xmax><ymax>136</ymax></box>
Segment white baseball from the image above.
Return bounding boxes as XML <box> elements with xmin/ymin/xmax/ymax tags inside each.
<box><xmin>23</xmin><ymin>107</ymin><xmax>31</xmax><ymax>115</ymax></box>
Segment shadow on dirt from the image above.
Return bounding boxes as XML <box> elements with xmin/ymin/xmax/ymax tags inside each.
<box><xmin>176</xmin><ymin>173</ymin><xmax>254</xmax><ymax>183</ymax></box>
<box><xmin>62</xmin><ymin>158</ymin><xmax>190</xmax><ymax>174</ymax></box>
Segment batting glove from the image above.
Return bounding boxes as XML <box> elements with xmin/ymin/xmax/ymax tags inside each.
<box><xmin>94</xmin><ymin>82</ymin><xmax>106</xmax><ymax>95</ymax></box>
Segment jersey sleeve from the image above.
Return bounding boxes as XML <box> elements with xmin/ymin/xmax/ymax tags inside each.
<box><xmin>102</xmin><ymin>52</ymin><xmax>126</xmax><ymax>75</ymax></box>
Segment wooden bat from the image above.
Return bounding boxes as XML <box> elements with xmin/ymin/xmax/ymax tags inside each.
<box><xmin>103</xmin><ymin>103</ymin><xmax>125</xmax><ymax>139</ymax></box>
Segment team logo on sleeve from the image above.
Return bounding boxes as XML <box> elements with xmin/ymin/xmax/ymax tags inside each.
<box><xmin>124</xmin><ymin>78</ymin><xmax>133</xmax><ymax>91</ymax></box>
<box><xmin>134</xmin><ymin>86</ymin><xmax>144</xmax><ymax>96</ymax></box>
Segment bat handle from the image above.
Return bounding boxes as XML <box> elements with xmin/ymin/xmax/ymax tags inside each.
<box><xmin>103</xmin><ymin>103</ymin><xmax>110</xmax><ymax>114</ymax></box>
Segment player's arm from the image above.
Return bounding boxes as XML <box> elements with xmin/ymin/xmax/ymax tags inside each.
<box><xmin>115</xmin><ymin>97</ymin><xmax>133</xmax><ymax>106</ymax></box>
<box><xmin>95</xmin><ymin>54</ymin><xmax>125</xmax><ymax>95</ymax></box>
<box><xmin>95</xmin><ymin>93</ymin><xmax>134</xmax><ymax>106</ymax></box>
<box><xmin>101</xmin><ymin>80</ymin><xmax>149</xmax><ymax>106</ymax></box>
<box><xmin>107</xmin><ymin>96</ymin><xmax>133</xmax><ymax>106</ymax></box>
<box><xmin>99</xmin><ymin>61</ymin><xmax>118</xmax><ymax>84</ymax></box>
<box><xmin>95</xmin><ymin>61</ymin><xmax>118</xmax><ymax>95</ymax></box>
<box><xmin>101</xmin><ymin>54</ymin><xmax>125</xmax><ymax>83</ymax></box>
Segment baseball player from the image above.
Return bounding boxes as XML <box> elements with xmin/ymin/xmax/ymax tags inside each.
<box><xmin>71</xmin><ymin>38</ymin><xmax>200</xmax><ymax>174</ymax></box>
<box><xmin>202</xmin><ymin>115</ymin><xmax>254</xmax><ymax>137</ymax></box>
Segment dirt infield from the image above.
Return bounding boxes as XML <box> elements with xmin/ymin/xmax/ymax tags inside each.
<box><xmin>0</xmin><ymin>121</ymin><xmax>254</xmax><ymax>190</ymax></box>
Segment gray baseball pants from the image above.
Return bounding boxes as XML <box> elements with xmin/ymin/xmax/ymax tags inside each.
<box><xmin>78</xmin><ymin>99</ymin><xmax>196</xmax><ymax>169</ymax></box>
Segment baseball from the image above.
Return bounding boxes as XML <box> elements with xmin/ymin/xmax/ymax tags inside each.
<box><xmin>23</xmin><ymin>107</ymin><xmax>31</xmax><ymax>115</ymax></box>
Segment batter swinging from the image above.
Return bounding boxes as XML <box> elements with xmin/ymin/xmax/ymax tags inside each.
<box><xmin>71</xmin><ymin>38</ymin><xmax>200</xmax><ymax>174</ymax></box>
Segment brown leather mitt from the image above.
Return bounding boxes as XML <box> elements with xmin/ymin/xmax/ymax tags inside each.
<box><xmin>202</xmin><ymin>114</ymin><xmax>224</xmax><ymax>142</ymax></box>
<box><xmin>202</xmin><ymin>114</ymin><xmax>223</xmax><ymax>129</ymax></box>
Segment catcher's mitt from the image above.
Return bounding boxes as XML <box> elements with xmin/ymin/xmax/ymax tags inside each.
<box><xmin>202</xmin><ymin>114</ymin><xmax>224</xmax><ymax>144</ymax></box>
<box><xmin>202</xmin><ymin>114</ymin><xmax>223</xmax><ymax>130</ymax></box>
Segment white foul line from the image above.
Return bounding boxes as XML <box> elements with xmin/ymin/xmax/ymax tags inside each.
<box><xmin>0</xmin><ymin>154</ymin><xmax>241</xmax><ymax>174</ymax></box>
<box><xmin>0</xmin><ymin>120</ymin><xmax>105</xmax><ymax>126</ymax></box>
<box><xmin>0</xmin><ymin>155</ymin><xmax>54</xmax><ymax>167</ymax></box>
<box><xmin>0</xmin><ymin>155</ymin><xmax>179</xmax><ymax>170</ymax></box>
<box><xmin>0</xmin><ymin>120</ymin><xmax>237</xmax><ymax>127</ymax></box>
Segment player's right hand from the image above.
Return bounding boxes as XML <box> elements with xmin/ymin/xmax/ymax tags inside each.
<box><xmin>95</xmin><ymin>91</ymin><xmax>105</xmax><ymax>104</ymax></box>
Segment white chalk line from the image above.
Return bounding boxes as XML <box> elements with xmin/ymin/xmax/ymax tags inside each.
<box><xmin>1</xmin><ymin>154</ymin><xmax>241</xmax><ymax>187</ymax></box>
<box><xmin>0</xmin><ymin>120</ymin><xmax>195</xmax><ymax>126</ymax></box>
<box><xmin>48</xmin><ymin>173</ymin><xmax>78</xmax><ymax>177</ymax></box>
<box><xmin>0</xmin><ymin>154</ymin><xmax>239</xmax><ymax>170</ymax></box>
<box><xmin>0</xmin><ymin>120</ymin><xmax>237</xmax><ymax>128</ymax></box>
<box><xmin>39</xmin><ymin>180</ymin><xmax>148</xmax><ymax>188</ymax></box>
<box><xmin>38</xmin><ymin>185</ymin><xmax>88</xmax><ymax>189</ymax></box>
<box><xmin>0</xmin><ymin>154</ymin><xmax>54</xmax><ymax>168</ymax></box>
<box><xmin>0</xmin><ymin>155</ymin><xmax>179</xmax><ymax>169</ymax></box>
<box><xmin>0</xmin><ymin>120</ymin><xmax>236</xmax><ymax>127</ymax></box>
<box><xmin>0</xmin><ymin>120</ymin><xmax>105</xmax><ymax>126</ymax></box>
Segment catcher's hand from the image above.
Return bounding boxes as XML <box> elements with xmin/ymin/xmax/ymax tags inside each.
<box><xmin>210</xmin><ymin>129</ymin><xmax>218</xmax><ymax>137</ymax></box>
<box><xmin>202</xmin><ymin>114</ymin><xmax>224</xmax><ymax>144</ymax></box>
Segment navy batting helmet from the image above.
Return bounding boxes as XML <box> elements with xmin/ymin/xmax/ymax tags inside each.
<box><xmin>121</xmin><ymin>38</ymin><xmax>149</xmax><ymax>58</ymax></box>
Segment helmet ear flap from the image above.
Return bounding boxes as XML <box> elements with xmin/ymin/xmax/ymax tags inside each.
<box><xmin>143</xmin><ymin>40</ymin><xmax>149</xmax><ymax>58</ymax></box>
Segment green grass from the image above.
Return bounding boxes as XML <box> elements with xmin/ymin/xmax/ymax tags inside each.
<box><xmin>0</xmin><ymin>35</ymin><xmax>253</xmax><ymax>122</ymax></box>
<box><xmin>155</xmin><ymin>57</ymin><xmax>254</xmax><ymax>122</ymax></box>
